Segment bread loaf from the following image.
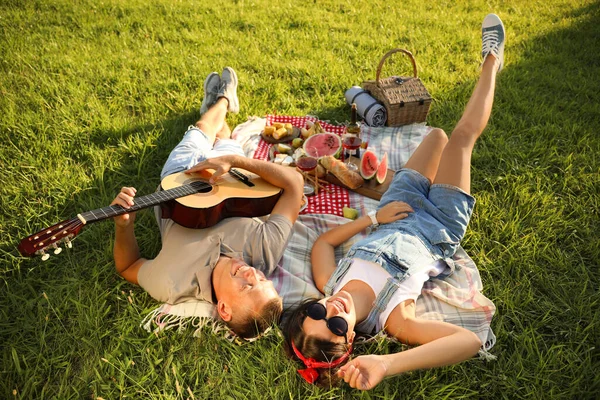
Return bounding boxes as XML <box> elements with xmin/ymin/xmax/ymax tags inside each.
<box><xmin>263</xmin><ymin>126</ymin><xmax>276</xmax><ymax>136</ymax></box>
<box><xmin>273</xmin><ymin>127</ymin><xmax>288</xmax><ymax>140</ymax></box>
<box><xmin>320</xmin><ymin>156</ymin><xmax>363</xmax><ymax>189</ymax></box>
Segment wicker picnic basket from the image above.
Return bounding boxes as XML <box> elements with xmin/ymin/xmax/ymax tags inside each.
<box><xmin>362</xmin><ymin>48</ymin><xmax>432</xmax><ymax>126</ymax></box>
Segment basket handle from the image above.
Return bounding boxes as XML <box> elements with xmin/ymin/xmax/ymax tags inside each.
<box><xmin>375</xmin><ymin>48</ymin><xmax>418</xmax><ymax>87</ymax></box>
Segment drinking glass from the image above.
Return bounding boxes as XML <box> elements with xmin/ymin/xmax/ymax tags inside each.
<box><xmin>296</xmin><ymin>156</ymin><xmax>319</xmax><ymax>195</ymax></box>
<box><xmin>342</xmin><ymin>135</ymin><xmax>362</xmax><ymax>172</ymax></box>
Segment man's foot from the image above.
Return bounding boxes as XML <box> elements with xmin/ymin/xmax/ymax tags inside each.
<box><xmin>481</xmin><ymin>13</ymin><xmax>505</xmax><ymax>72</ymax></box>
<box><xmin>218</xmin><ymin>67</ymin><xmax>239</xmax><ymax>114</ymax></box>
<box><xmin>200</xmin><ymin>72</ymin><xmax>221</xmax><ymax>115</ymax></box>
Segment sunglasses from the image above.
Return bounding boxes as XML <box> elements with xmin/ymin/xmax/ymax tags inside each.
<box><xmin>306</xmin><ymin>302</ymin><xmax>349</xmax><ymax>343</ymax></box>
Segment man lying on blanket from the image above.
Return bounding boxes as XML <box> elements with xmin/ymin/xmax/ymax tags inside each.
<box><xmin>110</xmin><ymin>67</ymin><xmax>305</xmax><ymax>339</ymax></box>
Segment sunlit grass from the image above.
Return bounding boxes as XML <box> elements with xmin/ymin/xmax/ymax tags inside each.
<box><xmin>1</xmin><ymin>0</ymin><xmax>598</xmax><ymax>398</ymax></box>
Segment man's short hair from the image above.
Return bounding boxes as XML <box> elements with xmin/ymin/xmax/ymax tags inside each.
<box><xmin>227</xmin><ymin>297</ymin><xmax>283</xmax><ymax>339</ymax></box>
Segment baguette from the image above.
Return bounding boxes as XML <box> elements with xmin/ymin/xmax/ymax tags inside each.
<box><xmin>320</xmin><ymin>156</ymin><xmax>363</xmax><ymax>189</ymax></box>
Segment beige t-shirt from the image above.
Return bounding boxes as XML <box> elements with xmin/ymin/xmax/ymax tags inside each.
<box><xmin>137</xmin><ymin>214</ymin><xmax>293</xmax><ymax>305</ymax></box>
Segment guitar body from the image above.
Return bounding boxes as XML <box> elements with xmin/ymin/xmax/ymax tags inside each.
<box><xmin>158</xmin><ymin>170</ymin><xmax>282</xmax><ymax>229</ymax></box>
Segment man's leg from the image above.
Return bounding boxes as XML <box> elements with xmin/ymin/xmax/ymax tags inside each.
<box><xmin>216</xmin><ymin>122</ymin><xmax>232</xmax><ymax>140</ymax></box>
<box><xmin>195</xmin><ymin>66</ymin><xmax>239</xmax><ymax>143</ymax></box>
<box><xmin>433</xmin><ymin>14</ymin><xmax>505</xmax><ymax>194</ymax></box>
<box><xmin>195</xmin><ymin>97</ymin><xmax>229</xmax><ymax>144</ymax></box>
<box><xmin>160</xmin><ymin>67</ymin><xmax>240</xmax><ymax>179</ymax></box>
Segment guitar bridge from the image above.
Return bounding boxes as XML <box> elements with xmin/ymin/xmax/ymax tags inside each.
<box><xmin>230</xmin><ymin>169</ymin><xmax>255</xmax><ymax>187</ymax></box>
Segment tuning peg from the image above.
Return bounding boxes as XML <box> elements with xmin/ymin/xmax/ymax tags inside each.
<box><xmin>52</xmin><ymin>244</ymin><xmax>62</xmax><ymax>255</ymax></box>
<box><xmin>65</xmin><ymin>238</ymin><xmax>73</xmax><ymax>249</ymax></box>
<box><xmin>40</xmin><ymin>250</ymin><xmax>50</xmax><ymax>261</ymax></box>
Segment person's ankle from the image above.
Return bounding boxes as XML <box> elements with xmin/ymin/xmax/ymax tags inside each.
<box><xmin>483</xmin><ymin>53</ymin><xmax>498</xmax><ymax>67</ymax></box>
<box><xmin>216</xmin><ymin>96</ymin><xmax>230</xmax><ymax>108</ymax></box>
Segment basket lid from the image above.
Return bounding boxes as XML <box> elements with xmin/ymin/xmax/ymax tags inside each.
<box><xmin>378</xmin><ymin>76</ymin><xmax>431</xmax><ymax>105</ymax></box>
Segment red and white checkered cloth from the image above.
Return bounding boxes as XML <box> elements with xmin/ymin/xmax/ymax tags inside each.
<box><xmin>253</xmin><ymin>115</ymin><xmax>349</xmax><ymax>216</ymax></box>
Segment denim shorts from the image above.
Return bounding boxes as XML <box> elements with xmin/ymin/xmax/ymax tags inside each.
<box><xmin>347</xmin><ymin>168</ymin><xmax>475</xmax><ymax>278</ymax></box>
<box><xmin>160</xmin><ymin>126</ymin><xmax>245</xmax><ymax>180</ymax></box>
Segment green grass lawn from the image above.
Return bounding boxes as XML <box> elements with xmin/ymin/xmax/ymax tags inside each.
<box><xmin>1</xmin><ymin>0</ymin><xmax>599</xmax><ymax>398</ymax></box>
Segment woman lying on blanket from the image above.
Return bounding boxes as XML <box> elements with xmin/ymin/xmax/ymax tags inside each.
<box><xmin>282</xmin><ymin>14</ymin><xmax>505</xmax><ymax>390</ymax></box>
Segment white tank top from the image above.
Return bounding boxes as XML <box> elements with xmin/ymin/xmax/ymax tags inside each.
<box><xmin>333</xmin><ymin>258</ymin><xmax>446</xmax><ymax>332</ymax></box>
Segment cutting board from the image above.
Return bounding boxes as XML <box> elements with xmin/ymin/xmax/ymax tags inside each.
<box><xmin>322</xmin><ymin>156</ymin><xmax>395</xmax><ymax>201</ymax></box>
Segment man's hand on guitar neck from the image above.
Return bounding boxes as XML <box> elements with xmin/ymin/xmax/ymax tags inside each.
<box><xmin>110</xmin><ymin>187</ymin><xmax>138</xmax><ymax>228</ymax></box>
<box><xmin>111</xmin><ymin>186</ymin><xmax>146</xmax><ymax>285</ymax></box>
<box><xmin>186</xmin><ymin>155</ymin><xmax>305</xmax><ymax>224</ymax></box>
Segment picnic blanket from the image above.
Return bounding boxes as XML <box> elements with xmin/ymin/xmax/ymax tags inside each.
<box><xmin>141</xmin><ymin>116</ymin><xmax>497</xmax><ymax>355</ymax></box>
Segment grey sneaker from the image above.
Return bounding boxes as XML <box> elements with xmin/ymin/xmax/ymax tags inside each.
<box><xmin>200</xmin><ymin>72</ymin><xmax>220</xmax><ymax>115</ymax></box>
<box><xmin>218</xmin><ymin>67</ymin><xmax>239</xmax><ymax>114</ymax></box>
<box><xmin>481</xmin><ymin>14</ymin><xmax>505</xmax><ymax>72</ymax></box>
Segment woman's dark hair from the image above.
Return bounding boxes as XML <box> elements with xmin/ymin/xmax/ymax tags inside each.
<box><xmin>282</xmin><ymin>298</ymin><xmax>353</xmax><ymax>387</ymax></box>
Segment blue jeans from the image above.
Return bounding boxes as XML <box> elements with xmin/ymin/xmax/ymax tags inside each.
<box><xmin>324</xmin><ymin>168</ymin><xmax>476</xmax><ymax>333</ymax></box>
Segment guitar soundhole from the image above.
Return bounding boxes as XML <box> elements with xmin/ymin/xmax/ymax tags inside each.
<box><xmin>188</xmin><ymin>179</ymin><xmax>213</xmax><ymax>194</ymax></box>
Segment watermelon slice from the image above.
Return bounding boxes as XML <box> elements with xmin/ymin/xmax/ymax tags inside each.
<box><xmin>376</xmin><ymin>152</ymin><xmax>388</xmax><ymax>184</ymax></box>
<box><xmin>360</xmin><ymin>150</ymin><xmax>379</xmax><ymax>180</ymax></box>
<box><xmin>303</xmin><ymin>133</ymin><xmax>342</xmax><ymax>158</ymax></box>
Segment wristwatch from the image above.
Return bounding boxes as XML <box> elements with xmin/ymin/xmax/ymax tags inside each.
<box><xmin>368</xmin><ymin>210</ymin><xmax>379</xmax><ymax>226</ymax></box>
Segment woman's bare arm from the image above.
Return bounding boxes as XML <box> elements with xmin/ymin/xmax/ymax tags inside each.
<box><xmin>338</xmin><ymin>301</ymin><xmax>481</xmax><ymax>390</ymax></box>
<box><xmin>311</xmin><ymin>201</ymin><xmax>413</xmax><ymax>292</ymax></box>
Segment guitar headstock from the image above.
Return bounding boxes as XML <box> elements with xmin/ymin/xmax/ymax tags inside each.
<box><xmin>18</xmin><ymin>218</ymin><xmax>84</xmax><ymax>260</ymax></box>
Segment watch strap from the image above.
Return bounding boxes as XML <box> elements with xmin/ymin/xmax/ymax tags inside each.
<box><xmin>368</xmin><ymin>210</ymin><xmax>378</xmax><ymax>226</ymax></box>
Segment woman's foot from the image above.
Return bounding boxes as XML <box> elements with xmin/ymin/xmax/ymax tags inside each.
<box><xmin>481</xmin><ymin>14</ymin><xmax>505</xmax><ymax>72</ymax></box>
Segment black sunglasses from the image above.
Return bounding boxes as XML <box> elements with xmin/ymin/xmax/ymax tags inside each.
<box><xmin>306</xmin><ymin>303</ymin><xmax>349</xmax><ymax>343</ymax></box>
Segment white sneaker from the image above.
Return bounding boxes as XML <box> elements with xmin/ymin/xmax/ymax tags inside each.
<box><xmin>200</xmin><ymin>72</ymin><xmax>220</xmax><ymax>115</ymax></box>
<box><xmin>218</xmin><ymin>67</ymin><xmax>239</xmax><ymax>114</ymax></box>
<box><xmin>482</xmin><ymin>14</ymin><xmax>505</xmax><ymax>72</ymax></box>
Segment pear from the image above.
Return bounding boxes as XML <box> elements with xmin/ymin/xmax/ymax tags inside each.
<box><xmin>292</xmin><ymin>138</ymin><xmax>304</xmax><ymax>148</ymax></box>
<box><xmin>342</xmin><ymin>207</ymin><xmax>359</xmax><ymax>220</ymax></box>
<box><xmin>276</xmin><ymin>143</ymin><xmax>293</xmax><ymax>154</ymax></box>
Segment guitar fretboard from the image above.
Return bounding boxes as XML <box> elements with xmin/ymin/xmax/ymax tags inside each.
<box><xmin>78</xmin><ymin>181</ymin><xmax>211</xmax><ymax>224</ymax></box>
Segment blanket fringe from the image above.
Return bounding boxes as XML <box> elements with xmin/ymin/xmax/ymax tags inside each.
<box><xmin>478</xmin><ymin>348</ymin><xmax>497</xmax><ymax>361</ymax></box>
<box><xmin>140</xmin><ymin>305</ymin><xmax>269</xmax><ymax>343</ymax></box>
<box><xmin>141</xmin><ymin>307</ymin><xmax>218</xmax><ymax>338</ymax></box>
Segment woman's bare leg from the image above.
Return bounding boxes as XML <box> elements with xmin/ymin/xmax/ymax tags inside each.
<box><xmin>433</xmin><ymin>14</ymin><xmax>505</xmax><ymax>194</ymax></box>
<box><xmin>403</xmin><ymin>128</ymin><xmax>448</xmax><ymax>183</ymax></box>
<box><xmin>432</xmin><ymin>56</ymin><xmax>497</xmax><ymax>194</ymax></box>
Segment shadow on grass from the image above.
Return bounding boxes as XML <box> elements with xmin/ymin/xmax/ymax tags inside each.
<box><xmin>441</xmin><ymin>4</ymin><xmax>599</xmax><ymax>399</ymax></box>
<box><xmin>71</xmin><ymin>110</ymin><xmax>201</xmax><ymax>255</ymax></box>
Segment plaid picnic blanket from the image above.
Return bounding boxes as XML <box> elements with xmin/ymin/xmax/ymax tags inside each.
<box><xmin>141</xmin><ymin>116</ymin><xmax>497</xmax><ymax>354</ymax></box>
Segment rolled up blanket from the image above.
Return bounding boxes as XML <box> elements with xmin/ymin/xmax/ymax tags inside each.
<box><xmin>344</xmin><ymin>86</ymin><xmax>387</xmax><ymax>127</ymax></box>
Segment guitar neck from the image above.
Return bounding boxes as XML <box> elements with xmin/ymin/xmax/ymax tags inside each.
<box><xmin>77</xmin><ymin>181</ymin><xmax>210</xmax><ymax>224</ymax></box>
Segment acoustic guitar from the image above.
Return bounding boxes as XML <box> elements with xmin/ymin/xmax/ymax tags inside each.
<box><xmin>18</xmin><ymin>169</ymin><xmax>282</xmax><ymax>260</ymax></box>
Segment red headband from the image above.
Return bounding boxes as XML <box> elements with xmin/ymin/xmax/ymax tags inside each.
<box><xmin>291</xmin><ymin>340</ymin><xmax>353</xmax><ymax>384</ymax></box>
